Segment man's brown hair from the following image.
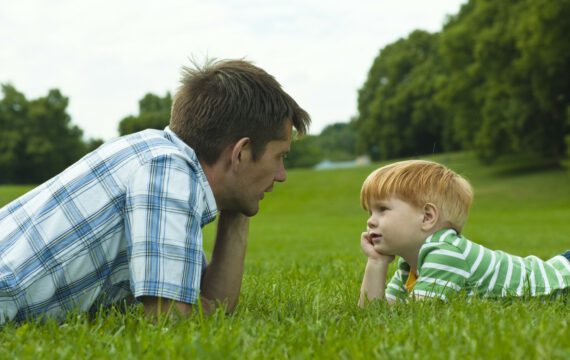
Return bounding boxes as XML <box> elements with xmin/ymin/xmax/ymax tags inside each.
<box><xmin>170</xmin><ymin>58</ymin><xmax>311</xmax><ymax>164</ymax></box>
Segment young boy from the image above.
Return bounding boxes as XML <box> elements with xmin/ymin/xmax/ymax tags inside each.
<box><xmin>358</xmin><ymin>160</ymin><xmax>570</xmax><ymax>305</ymax></box>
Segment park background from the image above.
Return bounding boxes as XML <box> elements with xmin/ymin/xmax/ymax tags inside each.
<box><xmin>1</xmin><ymin>0</ymin><xmax>569</xmax><ymax>358</ymax></box>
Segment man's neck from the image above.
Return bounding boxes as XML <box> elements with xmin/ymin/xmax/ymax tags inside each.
<box><xmin>200</xmin><ymin>160</ymin><xmax>225</xmax><ymax>210</ymax></box>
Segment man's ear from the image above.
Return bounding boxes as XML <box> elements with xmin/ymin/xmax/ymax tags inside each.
<box><xmin>421</xmin><ymin>203</ymin><xmax>439</xmax><ymax>231</ymax></box>
<box><xmin>230</xmin><ymin>137</ymin><xmax>251</xmax><ymax>171</ymax></box>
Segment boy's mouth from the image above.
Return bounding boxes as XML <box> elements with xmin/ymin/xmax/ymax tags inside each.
<box><xmin>369</xmin><ymin>233</ymin><xmax>382</xmax><ymax>243</ymax></box>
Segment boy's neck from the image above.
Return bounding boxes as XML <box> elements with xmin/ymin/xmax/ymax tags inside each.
<box><xmin>401</xmin><ymin>225</ymin><xmax>449</xmax><ymax>269</ymax></box>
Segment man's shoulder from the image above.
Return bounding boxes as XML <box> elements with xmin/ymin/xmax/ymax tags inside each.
<box><xmin>99</xmin><ymin>129</ymin><xmax>198</xmax><ymax>166</ymax></box>
<box><xmin>109</xmin><ymin>129</ymin><xmax>177</xmax><ymax>155</ymax></box>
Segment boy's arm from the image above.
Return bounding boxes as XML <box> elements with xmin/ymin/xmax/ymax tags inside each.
<box><xmin>359</xmin><ymin>258</ymin><xmax>393</xmax><ymax>306</ymax></box>
<box><xmin>141</xmin><ymin>211</ymin><xmax>249</xmax><ymax>317</ymax></box>
<box><xmin>358</xmin><ymin>232</ymin><xmax>395</xmax><ymax>307</ymax></box>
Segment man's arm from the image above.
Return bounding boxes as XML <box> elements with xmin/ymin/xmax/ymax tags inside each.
<box><xmin>140</xmin><ymin>211</ymin><xmax>249</xmax><ymax>317</ymax></box>
<box><xmin>200</xmin><ymin>211</ymin><xmax>249</xmax><ymax>312</ymax></box>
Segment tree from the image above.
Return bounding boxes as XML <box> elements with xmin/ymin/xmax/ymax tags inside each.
<box><xmin>357</xmin><ymin>0</ymin><xmax>570</xmax><ymax>163</ymax></box>
<box><xmin>318</xmin><ymin>122</ymin><xmax>358</xmax><ymax>161</ymax></box>
<box><xmin>285</xmin><ymin>135</ymin><xmax>324</xmax><ymax>168</ymax></box>
<box><xmin>439</xmin><ymin>0</ymin><xmax>570</xmax><ymax>162</ymax></box>
<box><xmin>118</xmin><ymin>93</ymin><xmax>172</xmax><ymax>135</ymax></box>
<box><xmin>0</xmin><ymin>85</ymin><xmax>28</xmax><ymax>183</ymax></box>
<box><xmin>0</xmin><ymin>85</ymin><xmax>92</xmax><ymax>183</ymax></box>
<box><xmin>355</xmin><ymin>30</ymin><xmax>449</xmax><ymax>160</ymax></box>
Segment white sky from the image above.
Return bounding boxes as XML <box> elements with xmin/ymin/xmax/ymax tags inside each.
<box><xmin>0</xmin><ymin>0</ymin><xmax>466</xmax><ymax>141</ymax></box>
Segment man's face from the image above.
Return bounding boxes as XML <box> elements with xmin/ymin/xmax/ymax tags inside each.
<box><xmin>232</xmin><ymin>121</ymin><xmax>292</xmax><ymax>216</ymax></box>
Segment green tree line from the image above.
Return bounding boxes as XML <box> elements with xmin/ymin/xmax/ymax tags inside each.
<box><xmin>3</xmin><ymin>0</ymin><xmax>569</xmax><ymax>183</ymax></box>
<box><xmin>355</xmin><ymin>0</ymin><xmax>570</xmax><ymax>163</ymax></box>
<box><xmin>0</xmin><ymin>85</ymin><xmax>356</xmax><ymax>185</ymax></box>
<box><xmin>0</xmin><ymin>85</ymin><xmax>102</xmax><ymax>184</ymax></box>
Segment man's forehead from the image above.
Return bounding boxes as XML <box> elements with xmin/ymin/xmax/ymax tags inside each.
<box><xmin>269</xmin><ymin>137</ymin><xmax>291</xmax><ymax>151</ymax></box>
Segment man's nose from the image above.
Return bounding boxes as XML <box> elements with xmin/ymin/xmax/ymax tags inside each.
<box><xmin>275</xmin><ymin>164</ymin><xmax>287</xmax><ymax>182</ymax></box>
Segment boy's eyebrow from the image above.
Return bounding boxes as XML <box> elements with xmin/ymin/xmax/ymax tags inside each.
<box><xmin>371</xmin><ymin>199</ymin><xmax>388</xmax><ymax>207</ymax></box>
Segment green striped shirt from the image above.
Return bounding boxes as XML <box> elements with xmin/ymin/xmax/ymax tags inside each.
<box><xmin>386</xmin><ymin>229</ymin><xmax>570</xmax><ymax>301</ymax></box>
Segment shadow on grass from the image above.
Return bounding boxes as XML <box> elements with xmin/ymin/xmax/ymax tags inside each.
<box><xmin>485</xmin><ymin>155</ymin><xmax>562</xmax><ymax>178</ymax></box>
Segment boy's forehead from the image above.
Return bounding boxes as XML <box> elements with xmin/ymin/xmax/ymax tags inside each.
<box><xmin>368</xmin><ymin>196</ymin><xmax>391</xmax><ymax>204</ymax></box>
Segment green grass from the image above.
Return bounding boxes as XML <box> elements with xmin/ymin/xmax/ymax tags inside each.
<box><xmin>0</xmin><ymin>185</ymin><xmax>35</xmax><ymax>207</ymax></box>
<box><xmin>1</xmin><ymin>152</ymin><xmax>569</xmax><ymax>359</ymax></box>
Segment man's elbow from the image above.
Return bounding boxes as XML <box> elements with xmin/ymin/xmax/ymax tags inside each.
<box><xmin>200</xmin><ymin>295</ymin><xmax>238</xmax><ymax>314</ymax></box>
<box><xmin>139</xmin><ymin>296</ymin><xmax>193</xmax><ymax>318</ymax></box>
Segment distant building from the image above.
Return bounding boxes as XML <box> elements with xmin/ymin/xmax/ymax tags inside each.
<box><xmin>313</xmin><ymin>155</ymin><xmax>370</xmax><ymax>170</ymax></box>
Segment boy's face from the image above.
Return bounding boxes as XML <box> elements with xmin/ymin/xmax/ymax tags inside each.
<box><xmin>366</xmin><ymin>196</ymin><xmax>426</xmax><ymax>257</ymax></box>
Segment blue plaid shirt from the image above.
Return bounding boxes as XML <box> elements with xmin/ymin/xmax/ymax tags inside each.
<box><xmin>0</xmin><ymin>128</ymin><xmax>217</xmax><ymax>323</ymax></box>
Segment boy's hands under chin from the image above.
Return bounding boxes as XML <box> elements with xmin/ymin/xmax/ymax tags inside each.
<box><xmin>361</xmin><ymin>232</ymin><xmax>395</xmax><ymax>263</ymax></box>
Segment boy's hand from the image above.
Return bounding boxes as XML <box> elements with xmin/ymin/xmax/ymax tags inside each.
<box><xmin>360</xmin><ymin>232</ymin><xmax>395</xmax><ymax>263</ymax></box>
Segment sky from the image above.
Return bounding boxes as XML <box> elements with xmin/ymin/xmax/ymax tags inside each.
<box><xmin>0</xmin><ymin>0</ymin><xmax>467</xmax><ymax>141</ymax></box>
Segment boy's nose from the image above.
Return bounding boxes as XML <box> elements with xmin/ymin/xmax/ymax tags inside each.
<box><xmin>367</xmin><ymin>217</ymin><xmax>377</xmax><ymax>229</ymax></box>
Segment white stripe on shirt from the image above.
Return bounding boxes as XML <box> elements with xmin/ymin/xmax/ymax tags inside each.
<box><xmin>476</xmin><ymin>251</ymin><xmax>496</xmax><ymax>287</ymax></box>
<box><xmin>503</xmin><ymin>255</ymin><xmax>514</xmax><ymax>296</ymax></box>
<box><xmin>422</xmin><ymin>262</ymin><xmax>470</xmax><ymax>278</ymax></box>
<box><xmin>412</xmin><ymin>289</ymin><xmax>447</xmax><ymax>301</ymax></box>
<box><xmin>417</xmin><ymin>276</ymin><xmax>462</xmax><ymax>291</ymax></box>
<box><xmin>536</xmin><ymin>257</ymin><xmax>551</xmax><ymax>294</ymax></box>
<box><xmin>470</xmin><ymin>244</ymin><xmax>484</xmax><ymax>274</ymax></box>
<box><xmin>430</xmin><ymin>249</ymin><xmax>466</xmax><ymax>260</ymax></box>
<box><xmin>517</xmin><ymin>257</ymin><xmax>526</xmax><ymax>296</ymax></box>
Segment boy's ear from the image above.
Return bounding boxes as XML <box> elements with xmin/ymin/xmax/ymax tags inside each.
<box><xmin>421</xmin><ymin>203</ymin><xmax>439</xmax><ymax>231</ymax></box>
<box><xmin>229</xmin><ymin>137</ymin><xmax>252</xmax><ymax>171</ymax></box>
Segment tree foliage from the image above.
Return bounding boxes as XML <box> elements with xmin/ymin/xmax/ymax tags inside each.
<box><xmin>356</xmin><ymin>0</ymin><xmax>570</xmax><ymax>163</ymax></box>
<box><xmin>285</xmin><ymin>122</ymin><xmax>358</xmax><ymax>168</ymax></box>
<box><xmin>0</xmin><ymin>85</ymin><xmax>98</xmax><ymax>184</ymax></box>
<box><xmin>118</xmin><ymin>93</ymin><xmax>172</xmax><ymax>135</ymax></box>
<box><xmin>356</xmin><ymin>30</ymin><xmax>449</xmax><ymax>161</ymax></box>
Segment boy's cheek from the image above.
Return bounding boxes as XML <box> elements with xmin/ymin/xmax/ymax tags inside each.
<box><xmin>373</xmin><ymin>243</ymin><xmax>395</xmax><ymax>256</ymax></box>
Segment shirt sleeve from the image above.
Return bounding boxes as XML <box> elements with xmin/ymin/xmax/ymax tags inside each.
<box><xmin>125</xmin><ymin>154</ymin><xmax>204</xmax><ymax>304</ymax></box>
<box><xmin>385</xmin><ymin>258</ymin><xmax>410</xmax><ymax>302</ymax></box>
<box><xmin>413</xmin><ymin>242</ymin><xmax>471</xmax><ymax>301</ymax></box>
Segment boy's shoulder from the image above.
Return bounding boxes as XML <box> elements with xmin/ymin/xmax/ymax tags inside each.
<box><xmin>418</xmin><ymin>229</ymin><xmax>473</xmax><ymax>261</ymax></box>
<box><xmin>424</xmin><ymin>228</ymin><xmax>461</xmax><ymax>244</ymax></box>
<box><xmin>423</xmin><ymin>228</ymin><xmax>477</xmax><ymax>248</ymax></box>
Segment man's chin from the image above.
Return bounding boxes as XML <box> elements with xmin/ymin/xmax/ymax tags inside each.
<box><xmin>240</xmin><ymin>204</ymin><xmax>260</xmax><ymax>217</ymax></box>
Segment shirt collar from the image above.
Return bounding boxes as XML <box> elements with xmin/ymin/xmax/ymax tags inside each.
<box><xmin>164</xmin><ymin>126</ymin><xmax>218</xmax><ymax>225</ymax></box>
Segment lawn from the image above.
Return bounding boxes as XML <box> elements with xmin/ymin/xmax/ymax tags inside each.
<box><xmin>0</xmin><ymin>152</ymin><xmax>569</xmax><ymax>359</ymax></box>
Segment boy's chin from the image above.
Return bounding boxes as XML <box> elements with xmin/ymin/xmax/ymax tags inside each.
<box><xmin>373</xmin><ymin>245</ymin><xmax>391</xmax><ymax>255</ymax></box>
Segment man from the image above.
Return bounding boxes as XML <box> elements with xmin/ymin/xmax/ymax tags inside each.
<box><xmin>0</xmin><ymin>59</ymin><xmax>310</xmax><ymax>323</ymax></box>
